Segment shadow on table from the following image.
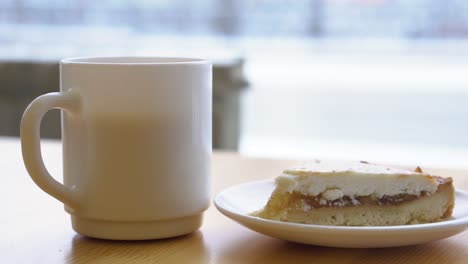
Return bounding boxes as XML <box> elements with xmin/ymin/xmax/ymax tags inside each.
<box><xmin>66</xmin><ymin>231</ymin><xmax>210</xmax><ymax>263</ymax></box>
<box><xmin>216</xmin><ymin>233</ymin><xmax>466</xmax><ymax>263</ymax></box>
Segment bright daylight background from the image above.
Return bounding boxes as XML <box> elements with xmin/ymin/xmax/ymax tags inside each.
<box><xmin>1</xmin><ymin>0</ymin><xmax>468</xmax><ymax>169</ymax></box>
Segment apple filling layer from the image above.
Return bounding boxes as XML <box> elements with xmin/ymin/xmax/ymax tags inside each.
<box><xmin>264</xmin><ymin>177</ymin><xmax>451</xmax><ymax>213</ymax></box>
<box><xmin>286</xmin><ymin>176</ymin><xmax>451</xmax><ymax>209</ymax></box>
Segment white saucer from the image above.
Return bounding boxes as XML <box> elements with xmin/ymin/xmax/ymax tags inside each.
<box><xmin>214</xmin><ymin>180</ymin><xmax>468</xmax><ymax>248</ymax></box>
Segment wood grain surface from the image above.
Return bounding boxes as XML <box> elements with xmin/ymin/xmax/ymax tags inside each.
<box><xmin>2</xmin><ymin>136</ymin><xmax>467</xmax><ymax>263</ymax></box>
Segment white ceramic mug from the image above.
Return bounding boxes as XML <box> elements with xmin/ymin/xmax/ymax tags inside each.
<box><xmin>20</xmin><ymin>57</ymin><xmax>212</xmax><ymax>240</ymax></box>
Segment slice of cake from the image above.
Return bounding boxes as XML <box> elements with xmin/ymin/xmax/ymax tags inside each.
<box><xmin>253</xmin><ymin>160</ymin><xmax>455</xmax><ymax>226</ymax></box>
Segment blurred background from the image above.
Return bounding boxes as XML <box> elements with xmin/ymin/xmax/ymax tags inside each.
<box><xmin>1</xmin><ymin>0</ymin><xmax>468</xmax><ymax>169</ymax></box>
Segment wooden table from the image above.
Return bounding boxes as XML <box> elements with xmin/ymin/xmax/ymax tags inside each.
<box><xmin>2</xmin><ymin>136</ymin><xmax>468</xmax><ymax>263</ymax></box>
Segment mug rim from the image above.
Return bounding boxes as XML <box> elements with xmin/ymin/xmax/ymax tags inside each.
<box><xmin>61</xmin><ymin>56</ymin><xmax>210</xmax><ymax>65</ymax></box>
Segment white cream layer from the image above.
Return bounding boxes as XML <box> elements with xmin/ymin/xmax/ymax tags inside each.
<box><xmin>275</xmin><ymin>160</ymin><xmax>439</xmax><ymax>200</ymax></box>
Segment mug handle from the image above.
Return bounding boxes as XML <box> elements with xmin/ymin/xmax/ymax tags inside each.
<box><xmin>21</xmin><ymin>91</ymin><xmax>82</xmax><ymax>210</ymax></box>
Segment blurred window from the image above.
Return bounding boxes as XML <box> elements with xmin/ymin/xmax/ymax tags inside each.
<box><xmin>1</xmin><ymin>0</ymin><xmax>468</xmax><ymax>38</ymax></box>
<box><xmin>1</xmin><ymin>0</ymin><xmax>468</xmax><ymax>168</ymax></box>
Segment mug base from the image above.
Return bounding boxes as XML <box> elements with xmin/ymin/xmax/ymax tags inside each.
<box><xmin>71</xmin><ymin>214</ymin><xmax>202</xmax><ymax>240</ymax></box>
